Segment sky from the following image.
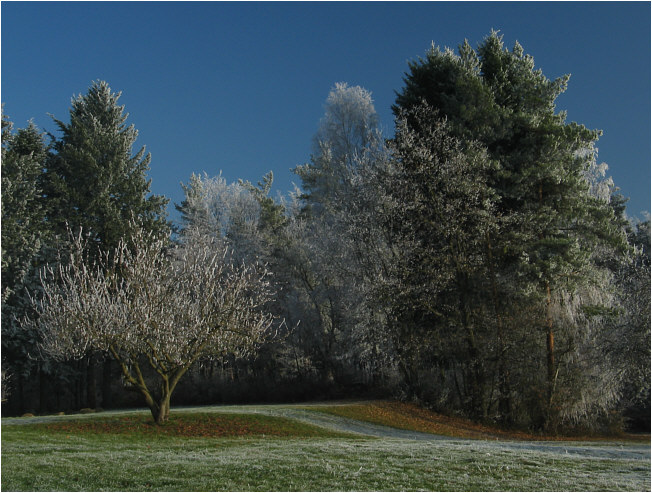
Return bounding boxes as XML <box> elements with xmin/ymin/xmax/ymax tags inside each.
<box><xmin>2</xmin><ymin>1</ymin><xmax>650</xmax><ymax>222</ymax></box>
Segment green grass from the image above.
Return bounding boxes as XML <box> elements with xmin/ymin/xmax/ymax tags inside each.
<box><xmin>31</xmin><ymin>411</ymin><xmax>352</xmax><ymax>438</ymax></box>
<box><xmin>2</xmin><ymin>406</ymin><xmax>649</xmax><ymax>491</ymax></box>
<box><xmin>306</xmin><ymin>400</ymin><xmax>652</xmax><ymax>443</ymax></box>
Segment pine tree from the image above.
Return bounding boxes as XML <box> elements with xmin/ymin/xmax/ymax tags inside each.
<box><xmin>47</xmin><ymin>80</ymin><xmax>169</xmax><ymax>253</ymax></box>
<box><xmin>393</xmin><ymin>32</ymin><xmax>627</xmax><ymax>430</ymax></box>
<box><xmin>1</xmin><ymin>111</ymin><xmax>50</xmax><ymax>412</ymax></box>
<box><xmin>45</xmin><ymin>80</ymin><xmax>170</xmax><ymax>409</ymax></box>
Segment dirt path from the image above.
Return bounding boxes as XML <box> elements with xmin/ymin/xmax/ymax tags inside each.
<box><xmin>3</xmin><ymin>402</ymin><xmax>649</xmax><ymax>462</ymax></box>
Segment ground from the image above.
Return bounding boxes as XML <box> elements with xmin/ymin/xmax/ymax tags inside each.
<box><xmin>2</xmin><ymin>400</ymin><xmax>649</xmax><ymax>491</ymax></box>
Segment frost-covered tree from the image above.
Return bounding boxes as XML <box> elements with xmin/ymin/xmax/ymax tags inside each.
<box><xmin>176</xmin><ymin>171</ymin><xmax>305</xmax><ymax>388</ymax></box>
<box><xmin>176</xmin><ymin>172</ymin><xmax>261</xmax><ymax>261</ymax></box>
<box><xmin>295</xmin><ymin>82</ymin><xmax>381</xmax><ymax>215</ymax></box>
<box><xmin>47</xmin><ymin>80</ymin><xmax>169</xmax><ymax>252</ymax></box>
<box><xmin>393</xmin><ymin>32</ymin><xmax>628</xmax><ymax>430</ymax></box>
<box><xmin>290</xmin><ymin>83</ymin><xmax>390</xmax><ymax>385</ymax></box>
<box><xmin>379</xmin><ymin>103</ymin><xmax>499</xmax><ymax>416</ymax></box>
<box><xmin>1</xmin><ymin>111</ymin><xmax>51</xmax><ymax>411</ymax></box>
<box><xmin>45</xmin><ymin>80</ymin><xmax>170</xmax><ymax>409</ymax></box>
<box><xmin>1</xmin><ymin>115</ymin><xmax>49</xmax><ymax>305</ymax></box>
<box><xmin>27</xmin><ymin>227</ymin><xmax>275</xmax><ymax>424</ymax></box>
<box><xmin>614</xmin><ymin>219</ymin><xmax>651</xmax><ymax>428</ymax></box>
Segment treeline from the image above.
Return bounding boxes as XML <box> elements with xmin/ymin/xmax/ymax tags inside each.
<box><xmin>2</xmin><ymin>32</ymin><xmax>649</xmax><ymax>433</ymax></box>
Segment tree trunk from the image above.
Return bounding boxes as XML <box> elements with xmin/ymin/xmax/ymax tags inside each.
<box><xmin>102</xmin><ymin>360</ymin><xmax>112</xmax><ymax>408</ymax></box>
<box><xmin>485</xmin><ymin>231</ymin><xmax>512</xmax><ymax>424</ymax></box>
<box><xmin>86</xmin><ymin>355</ymin><xmax>97</xmax><ymax>409</ymax></box>
<box><xmin>16</xmin><ymin>372</ymin><xmax>25</xmax><ymax>415</ymax></box>
<box><xmin>76</xmin><ymin>360</ymin><xmax>84</xmax><ymax>409</ymax></box>
<box><xmin>38</xmin><ymin>365</ymin><xmax>48</xmax><ymax>413</ymax></box>
<box><xmin>457</xmin><ymin>269</ymin><xmax>485</xmax><ymax>419</ymax></box>
<box><xmin>146</xmin><ymin>394</ymin><xmax>171</xmax><ymax>425</ymax></box>
<box><xmin>545</xmin><ymin>280</ymin><xmax>557</xmax><ymax>431</ymax></box>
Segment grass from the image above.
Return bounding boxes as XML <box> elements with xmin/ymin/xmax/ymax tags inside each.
<box><xmin>306</xmin><ymin>400</ymin><xmax>652</xmax><ymax>442</ymax></box>
<box><xmin>2</xmin><ymin>403</ymin><xmax>650</xmax><ymax>491</ymax></box>
<box><xmin>33</xmin><ymin>411</ymin><xmax>352</xmax><ymax>438</ymax></box>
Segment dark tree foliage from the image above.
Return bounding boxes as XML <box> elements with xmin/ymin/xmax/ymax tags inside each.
<box><xmin>1</xmin><ymin>111</ymin><xmax>55</xmax><ymax>412</ymax></box>
<box><xmin>393</xmin><ymin>32</ymin><xmax>629</xmax><ymax>430</ymax></box>
<box><xmin>46</xmin><ymin>80</ymin><xmax>169</xmax><ymax>254</ymax></box>
<box><xmin>616</xmin><ymin>220</ymin><xmax>651</xmax><ymax>430</ymax></box>
<box><xmin>3</xmin><ymin>41</ymin><xmax>645</xmax><ymax>435</ymax></box>
<box><xmin>3</xmin><ymin>82</ymin><xmax>171</xmax><ymax>415</ymax></box>
<box><xmin>381</xmin><ymin>103</ymin><xmax>498</xmax><ymax>418</ymax></box>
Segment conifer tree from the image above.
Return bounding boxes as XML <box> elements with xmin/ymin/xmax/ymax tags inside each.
<box><xmin>393</xmin><ymin>32</ymin><xmax>627</xmax><ymax>430</ymax></box>
<box><xmin>1</xmin><ymin>111</ymin><xmax>51</xmax><ymax>411</ymax></box>
<box><xmin>47</xmin><ymin>80</ymin><xmax>169</xmax><ymax>253</ymax></box>
<box><xmin>2</xmin><ymin>116</ymin><xmax>49</xmax><ymax>304</ymax></box>
<box><xmin>45</xmin><ymin>80</ymin><xmax>169</xmax><ymax>409</ymax></box>
<box><xmin>381</xmin><ymin>103</ymin><xmax>498</xmax><ymax>416</ymax></box>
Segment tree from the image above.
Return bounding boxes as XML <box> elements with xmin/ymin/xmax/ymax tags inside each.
<box><xmin>2</xmin><ymin>114</ymin><xmax>49</xmax><ymax>307</ymax></box>
<box><xmin>393</xmin><ymin>32</ymin><xmax>627</xmax><ymax>430</ymax></box>
<box><xmin>379</xmin><ymin>103</ymin><xmax>499</xmax><ymax>416</ymax></box>
<box><xmin>26</xmin><ymin>226</ymin><xmax>276</xmax><ymax>424</ymax></box>
<box><xmin>615</xmin><ymin>219</ymin><xmax>651</xmax><ymax>429</ymax></box>
<box><xmin>47</xmin><ymin>80</ymin><xmax>169</xmax><ymax>252</ymax></box>
<box><xmin>1</xmin><ymin>110</ymin><xmax>51</xmax><ymax>412</ymax></box>
<box><xmin>291</xmin><ymin>83</ymin><xmax>389</xmax><ymax>385</ymax></box>
<box><xmin>295</xmin><ymin>82</ymin><xmax>381</xmax><ymax>215</ymax></box>
<box><xmin>46</xmin><ymin>80</ymin><xmax>169</xmax><ymax>409</ymax></box>
<box><xmin>240</xmin><ymin>171</ymin><xmax>287</xmax><ymax>236</ymax></box>
<box><xmin>176</xmin><ymin>171</ymin><xmax>320</xmax><ymax>394</ymax></box>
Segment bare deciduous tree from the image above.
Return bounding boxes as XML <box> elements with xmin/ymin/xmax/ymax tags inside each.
<box><xmin>27</xmin><ymin>227</ymin><xmax>276</xmax><ymax>424</ymax></box>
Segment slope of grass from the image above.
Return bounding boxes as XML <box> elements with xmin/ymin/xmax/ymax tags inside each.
<box><xmin>2</xmin><ymin>404</ymin><xmax>649</xmax><ymax>491</ymax></box>
<box><xmin>33</xmin><ymin>411</ymin><xmax>353</xmax><ymax>438</ymax></box>
<box><xmin>307</xmin><ymin>400</ymin><xmax>652</xmax><ymax>442</ymax></box>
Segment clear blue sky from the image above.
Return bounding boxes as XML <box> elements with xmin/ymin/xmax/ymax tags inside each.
<box><xmin>2</xmin><ymin>1</ymin><xmax>650</xmax><ymax>221</ymax></box>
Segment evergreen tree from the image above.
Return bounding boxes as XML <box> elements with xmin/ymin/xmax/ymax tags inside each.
<box><xmin>45</xmin><ymin>80</ymin><xmax>169</xmax><ymax>409</ymax></box>
<box><xmin>47</xmin><ymin>80</ymin><xmax>169</xmax><ymax>253</ymax></box>
<box><xmin>240</xmin><ymin>171</ymin><xmax>287</xmax><ymax>236</ymax></box>
<box><xmin>393</xmin><ymin>32</ymin><xmax>627</xmax><ymax>430</ymax></box>
<box><xmin>616</xmin><ymin>219</ymin><xmax>651</xmax><ymax>429</ymax></box>
<box><xmin>382</xmin><ymin>103</ymin><xmax>498</xmax><ymax>417</ymax></box>
<box><xmin>2</xmin><ymin>115</ymin><xmax>49</xmax><ymax>304</ymax></box>
<box><xmin>1</xmin><ymin>111</ymin><xmax>51</xmax><ymax>412</ymax></box>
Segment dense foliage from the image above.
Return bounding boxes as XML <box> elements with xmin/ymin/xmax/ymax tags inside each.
<box><xmin>3</xmin><ymin>33</ymin><xmax>649</xmax><ymax>432</ymax></box>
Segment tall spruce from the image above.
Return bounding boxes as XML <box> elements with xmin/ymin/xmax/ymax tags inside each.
<box><xmin>46</xmin><ymin>80</ymin><xmax>169</xmax><ymax>252</ymax></box>
<box><xmin>393</xmin><ymin>32</ymin><xmax>627</xmax><ymax>430</ymax></box>
<box><xmin>45</xmin><ymin>80</ymin><xmax>169</xmax><ymax>409</ymax></box>
<box><xmin>1</xmin><ymin>111</ymin><xmax>51</xmax><ymax>412</ymax></box>
<box><xmin>2</xmin><ymin>114</ymin><xmax>49</xmax><ymax>305</ymax></box>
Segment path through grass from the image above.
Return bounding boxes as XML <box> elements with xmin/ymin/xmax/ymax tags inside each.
<box><xmin>2</xmin><ymin>402</ymin><xmax>649</xmax><ymax>491</ymax></box>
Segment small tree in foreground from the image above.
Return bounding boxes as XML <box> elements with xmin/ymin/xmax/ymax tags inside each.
<box><xmin>27</xmin><ymin>228</ymin><xmax>276</xmax><ymax>424</ymax></box>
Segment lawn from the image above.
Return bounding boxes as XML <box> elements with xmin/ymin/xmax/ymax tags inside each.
<box><xmin>2</xmin><ymin>402</ymin><xmax>649</xmax><ymax>491</ymax></box>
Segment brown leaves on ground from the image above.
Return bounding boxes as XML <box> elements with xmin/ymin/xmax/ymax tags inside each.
<box><xmin>312</xmin><ymin>401</ymin><xmax>651</xmax><ymax>442</ymax></box>
<box><xmin>37</xmin><ymin>413</ymin><xmax>343</xmax><ymax>439</ymax></box>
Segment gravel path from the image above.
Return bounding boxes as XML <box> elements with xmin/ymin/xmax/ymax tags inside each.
<box><xmin>251</xmin><ymin>407</ymin><xmax>651</xmax><ymax>462</ymax></box>
<box><xmin>3</xmin><ymin>402</ymin><xmax>649</xmax><ymax>462</ymax></box>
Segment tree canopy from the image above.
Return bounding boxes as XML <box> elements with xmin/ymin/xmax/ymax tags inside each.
<box><xmin>4</xmin><ymin>38</ymin><xmax>647</xmax><ymax>433</ymax></box>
